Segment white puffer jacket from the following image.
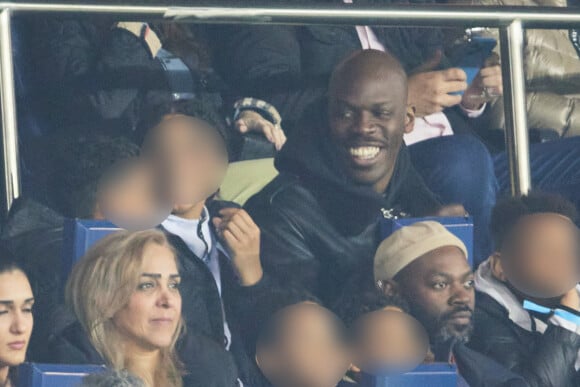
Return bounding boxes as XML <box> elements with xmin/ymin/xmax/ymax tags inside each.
<box><xmin>473</xmin><ymin>0</ymin><xmax>580</xmax><ymax>137</ymax></box>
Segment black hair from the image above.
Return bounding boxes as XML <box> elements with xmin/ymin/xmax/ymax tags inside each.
<box><xmin>250</xmin><ymin>287</ymin><xmax>321</xmax><ymax>355</ymax></box>
<box><xmin>0</xmin><ymin>245</ymin><xmax>24</xmax><ymax>276</ymax></box>
<box><xmin>491</xmin><ymin>192</ymin><xmax>578</xmax><ymax>250</ymax></box>
<box><xmin>331</xmin><ymin>265</ymin><xmax>409</xmax><ymax>327</ymax></box>
<box><xmin>335</xmin><ymin>287</ymin><xmax>410</xmax><ymax>328</ymax></box>
<box><xmin>49</xmin><ymin>134</ymin><xmax>140</xmax><ymax>218</ymax></box>
<box><xmin>256</xmin><ymin>290</ymin><xmax>349</xmax><ymax>354</ymax></box>
<box><xmin>134</xmin><ymin>96</ymin><xmax>228</xmax><ymax>148</ymax></box>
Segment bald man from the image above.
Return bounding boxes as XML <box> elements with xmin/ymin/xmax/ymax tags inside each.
<box><xmin>245</xmin><ymin>50</ymin><xmax>454</xmax><ymax>306</ymax></box>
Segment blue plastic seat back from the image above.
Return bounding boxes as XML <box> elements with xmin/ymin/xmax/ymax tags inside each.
<box><xmin>62</xmin><ymin>219</ymin><xmax>121</xmax><ymax>281</ymax></box>
<box><xmin>17</xmin><ymin>363</ymin><xmax>106</xmax><ymax>387</ymax></box>
<box><xmin>362</xmin><ymin>363</ymin><xmax>459</xmax><ymax>387</ymax></box>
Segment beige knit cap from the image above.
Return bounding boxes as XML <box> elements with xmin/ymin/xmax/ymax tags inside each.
<box><xmin>374</xmin><ymin>221</ymin><xmax>468</xmax><ymax>281</ymax></box>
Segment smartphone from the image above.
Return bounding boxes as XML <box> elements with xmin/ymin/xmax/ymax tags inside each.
<box><xmin>448</xmin><ymin>36</ymin><xmax>497</xmax><ymax>96</ymax></box>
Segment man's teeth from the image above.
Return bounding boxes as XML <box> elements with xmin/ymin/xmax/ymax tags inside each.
<box><xmin>349</xmin><ymin>146</ymin><xmax>380</xmax><ymax>160</ymax></box>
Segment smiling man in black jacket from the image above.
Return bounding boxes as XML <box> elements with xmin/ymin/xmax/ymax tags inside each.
<box><xmin>245</xmin><ymin>50</ymin><xmax>458</xmax><ymax>306</ymax></box>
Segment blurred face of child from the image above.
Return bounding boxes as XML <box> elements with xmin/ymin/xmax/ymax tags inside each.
<box><xmin>97</xmin><ymin>158</ymin><xmax>171</xmax><ymax>230</ymax></box>
<box><xmin>499</xmin><ymin>213</ymin><xmax>580</xmax><ymax>299</ymax></box>
<box><xmin>144</xmin><ymin>115</ymin><xmax>228</xmax><ymax>215</ymax></box>
<box><xmin>256</xmin><ymin>303</ymin><xmax>351</xmax><ymax>387</ymax></box>
<box><xmin>0</xmin><ymin>270</ymin><xmax>34</xmax><ymax>371</ymax></box>
<box><xmin>351</xmin><ymin>309</ymin><xmax>428</xmax><ymax>375</ymax></box>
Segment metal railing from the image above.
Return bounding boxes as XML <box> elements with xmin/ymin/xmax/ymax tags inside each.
<box><xmin>2</xmin><ymin>2</ymin><xmax>580</xmax><ymax>213</ymax></box>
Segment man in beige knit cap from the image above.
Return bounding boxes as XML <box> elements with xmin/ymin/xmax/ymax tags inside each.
<box><xmin>374</xmin><ymin>221</ymin><xmax>472</xmax><ymax>359</ymax></box>
<box><xmin>373</xmin><ymin>221</ymin><xmax>528</xmax><ymax>387</ymax></box>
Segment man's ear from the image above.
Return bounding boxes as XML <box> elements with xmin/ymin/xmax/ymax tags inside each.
<box><xmin>376</xmin><ymin>278</ymin><xmax>400</xmax><ymax>297</ymax></box>
<box><xmin>490</xmin><ymin>252</ymin><xmax>507</xmax><ymax>282</ymax></box>
<box><xmin>404</xmin><ymin>105</ymin><xmax>415</xmax><ymax>134</ymax></box>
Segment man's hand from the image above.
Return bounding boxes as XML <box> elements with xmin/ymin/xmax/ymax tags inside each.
<box><xmin>408</xmin><ymin>68</ymin><xmax>468</xmax><ymax>117</ymax></box>
<box><xmin>213</xmin><ymin>208</ymin><xmax>263</xmax><ymax>286</ymax></box>
<box><xmin>560</xmin><ymin>287</ymin><xmax>580</xmax><ymax>312</ymax></box>
<box><xmin>235</xmin><ymin>110</ymin><xmax>287</xmax><ymax>151</ymax></box>
<box><xmin>462</xmin><ymin>56</ymin><xmax>503</xmax><ymax>110</ymax></box>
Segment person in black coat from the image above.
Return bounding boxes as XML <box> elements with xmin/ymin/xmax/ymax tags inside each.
<box><xmin>470</xmin><ymin>193</ymin><xmax>580</xmax><ymax>387</ymax></box>
<box><xmin>244</xmin><ymin>50</ymin><xmax>459</xmax><ymax>307</ymax></box>
<box><xmin>138</xmin><ymin>98</ymin><xmax>270</xmax><ymax>386</ymax></box>
<box><xmin>17</xmin><ymin>15</ymin><xmax>285</xmax><ymax>175</ymax></box>
<box><xmin>210</xmin><ymin>0</ymin><xmax>498</xmax><ymax>135</ymax></box>
<box><xmin>209</xmin><ymin>0</ymin><xmax>501</xmax><ymax>265</ymax></box>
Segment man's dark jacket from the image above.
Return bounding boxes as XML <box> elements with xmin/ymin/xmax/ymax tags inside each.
<box><xmin>468</xmin><ymin>291</ymin><xmax>580</xmax><ymax>387</ymax></box>
<box><xmin>244</xmin><ymin>113</ymin><xmax>441</xmax><ymax>306</ymax></box>
<box><xmin>452</xmin><ymin>341</ymin><xmax>529</xmax><ymax>387</ymax></box>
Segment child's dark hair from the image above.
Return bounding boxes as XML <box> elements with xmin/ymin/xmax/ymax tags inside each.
<box><xmin>491</xmin><ymin>192</ymin><xmax>578</xmax><ymax>250</ymax></box>
<box><xmin>332</xmin><ymin>266</ymin><xmax>409</xmax><ymax>327</ymax></box>
<box><xmin>335</xmin><ymin>287</ymin><xmax>410</xmax><ymax>328</ymax></box>
<box><xmin>249</xmin><ymin>287</ymin><xmax>321</xmax><ymax>355</ymax></box>
<box><xmin>49</xmin><ymin>134</ymin><xmax>140</xmax><ymax>218</ymax></box>
<box><xmin>135</xmin><ymin>96</ymin><xmax>228</xmax><ymax>147</ymax></box>
<box><xmin>256</xmin><ymin>288</ymin><xmax>349</xmax><ymax>355</ymax></box>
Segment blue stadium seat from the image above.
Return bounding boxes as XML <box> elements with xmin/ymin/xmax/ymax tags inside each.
<box><xmin>361</xmin><ymin>363</ymin><xmax>458</xmax><ymax>387</ymax></box>
<box><xmin>380</xmin><ymin>216</ymin><xmax>474</xmax><ymax>267</ymax></box>
<box><xmin>62</xmin><ymin>219</ymin><xmax>120</xmax><ymax>280</ymax></box>
<box><xmin>17</xmin><ymin>363</ymin><xmax>106</xmax><ymax>387</ymax></box>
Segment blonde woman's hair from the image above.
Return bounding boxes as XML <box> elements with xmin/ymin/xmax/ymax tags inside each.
<box><xmin>66</xmin><ymin>229</ymin><xmax>183</xmax><ymax>387</ymax></box>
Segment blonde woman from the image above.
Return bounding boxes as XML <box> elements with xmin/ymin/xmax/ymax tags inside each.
<box><xmin>65</xmin><ymin>230</ymin><xmax>183</xmax><ymax>387</ymax></box>
<box><xmin>48</xmin><ymin>229</ymin><xmax>242</xmax><ymax>387</ymax></box>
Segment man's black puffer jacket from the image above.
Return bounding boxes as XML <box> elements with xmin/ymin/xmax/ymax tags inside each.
<box><xmin>469</xmin><ymin>291</ymin><xmax>580</xmax><ymax>387</ymax></box>
<box><xmin>244</xmin><ymin>108</ymin><xmax>441</xmax><ymax>305</ymax></box>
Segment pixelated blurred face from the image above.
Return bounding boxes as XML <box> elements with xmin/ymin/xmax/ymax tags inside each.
<box><xmin>257</xmin><ymin>303</ymin><xmax>351</xmax><ymax>387</ymax></box>
<box><xmin>396</xmin><ymin>246</ymin><xmax>475</xmax><ymax>347</ymax></box>
<box><xmin>352</xmin><ymin>310</ymin><xmax>428</xmax><ymax>375</ymax></box>
<box><xmin>0</xmin><ymin>270</ymin><xmax>34</xmax><ymax>369</ymax></box>
<box><xmin>97</xmin><ymin>158</ymin><xmax>171</xmax><ymax>231</ymax></box>
<box><xmin>502</xmin><ymin>213</ymin><xmax>580</xmax><ymax>299</ymax></box>
<box><xmin>113</xmin><ymin>243</ymin><xmax>181</xmax><ymax>351</ymax></box>
<box><xmin>145</xmin><ymin>115</ymin><xmax>228</xmax><ymax>214</ymax></box>
<box><xmin>328</xmin><ymin>68</ymin><xmax>408</xmax><ymax>192</ymax></box>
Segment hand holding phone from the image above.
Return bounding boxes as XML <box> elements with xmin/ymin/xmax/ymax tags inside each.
<box><xmin>407</xmin><ymin>68</ymin><xmax>468</xmax><ymax>117</ymax></box>
<box><xmin>448</xmin><ymin>36</ymin><xmax>497</xmax><ymax>96</ymax></box>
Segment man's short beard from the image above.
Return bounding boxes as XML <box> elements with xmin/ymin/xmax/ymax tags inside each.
<box><xmin>431</xmin><ymin>318</ymin><xmax>473</xmax><ymax>346</ymax></box>
<box><xmin>426</xmin><ymin>305</ymin><xmax>474</xmax><ymax>346</ymax></box>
